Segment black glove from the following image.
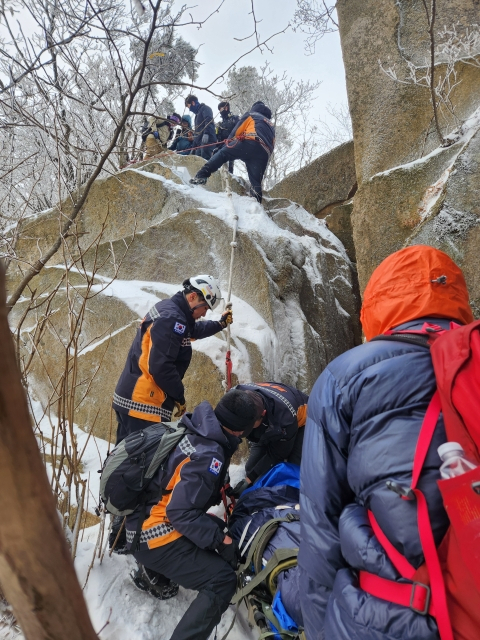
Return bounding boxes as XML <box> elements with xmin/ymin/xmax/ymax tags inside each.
<box><xmin>229</xmin><ymin>479</ymin><xmax>250</xmax><ymax>499</ymax></box>
<box><xmin>217</xmin><ymin>539</ymin><xmax>240</xmax><ymax>569</ymax></box>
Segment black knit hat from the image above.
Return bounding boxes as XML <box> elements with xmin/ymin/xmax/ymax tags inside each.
<box><xmin>214</xmin><ymin>390</ymin><xmax>264</xmax><ymax>437</ymax></box>
<box><xmin>218</xmin><ymin>101</ymin><xmax>229</xmax><ymax>111</ymax></box>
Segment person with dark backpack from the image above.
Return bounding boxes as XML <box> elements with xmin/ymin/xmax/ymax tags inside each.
<box><xmin>190</xmin><ymin>101</ymin><xmax>275</xmax><ymax>203</ymax></box>
<box><xmin>299</xmin><ymin>245</ymin><xmax>480</xmax><ymax>640</ymax></box>
<box><xmin>109</xmin><ymin>275</ymin><xmax>232</xmax><ymax>555</ymax></box>
<box><xmin>120</xmin><ymin>391</ymin><xmax>264</xmax><ymax>640</ymax></box>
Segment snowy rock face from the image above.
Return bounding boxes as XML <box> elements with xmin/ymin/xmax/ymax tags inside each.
<box><xmin>269</xmin><ymin>141</ymin><xmax>356</xmax><ymax>217</ymax></box>
<box><xmin>268</xmin><ymin>141</ymin><xmax>357</xmax><ymax>262</ymax></box>
<box><xmin>337</xmin><ymin>0</ymin><xmax>480</xmax><ymax>310</ymax></box>
<box><xmin>8</xmin><ymin>155</ymin><xmax>361</xmax><ymax>440</ymax></box>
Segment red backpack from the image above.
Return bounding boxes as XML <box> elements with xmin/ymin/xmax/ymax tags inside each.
<box><xmin>359</xmin><ymin>320</ymin><xmax>480</xmax><ymax>640</ymax></box>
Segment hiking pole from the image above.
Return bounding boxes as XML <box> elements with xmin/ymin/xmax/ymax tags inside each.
<box><xmin>108</xmin><ymin>517</ymin><xmax>126</xmax><ymax>557</ymax></box>
<box><xmin>222</xmin><ymin>165</ymin><xmax>239</xmax><ymax>391</ymax></box>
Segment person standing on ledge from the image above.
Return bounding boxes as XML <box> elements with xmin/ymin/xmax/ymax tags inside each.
<box><xmin>184</xmin><ymin>94</ymin><xmax>217</xmax><ymax>160</ymax></box>
<box><xmin>112</xmin><ymin>275</ymin><xmax>233</xmax><ymax>444</ymax></box>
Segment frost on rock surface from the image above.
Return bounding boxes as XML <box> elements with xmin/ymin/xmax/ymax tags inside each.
<box><xmin>8</xmin><ymin>154</ymin><xmax>361</xmax><ymax>441</ymax></box>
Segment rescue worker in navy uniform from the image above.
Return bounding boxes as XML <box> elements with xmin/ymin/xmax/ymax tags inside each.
<box><xmin>190</xmin><ymin>101</ymin><xmax>275</xmax><ymax>203</ymax></box>
<box><xmin>110</xmin><ymin>275</ymin><xmax>232</xmax><ymax>558</ymax></box>
<box><xmin>126</xmin><ymin>391</ymin><xmax>264</xmax><ymax>640</ymax></box>
<box><xmin>113</xmin><ymin>275</ymin><xmax>232</xmax><ymax>444</ymax></box>
<box><xmin>226</xmin><ymin>382</ymin><xmax>309</xmax><ymax>498</ymax></box>
<box><xmin>214</xmin><ymin>101</ymin><xmax>239</xmax><ymax>173</ymax></box>
<box><xmin>184</xmin><ymin>94</ymin><xmax>217</xmax><ymax>160</ymax></box>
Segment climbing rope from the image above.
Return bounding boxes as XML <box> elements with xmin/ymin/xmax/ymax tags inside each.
<box><xmin>221</xmin><ymin>164</ymin><xmax>239</xmax><ymax>391</ymax></box>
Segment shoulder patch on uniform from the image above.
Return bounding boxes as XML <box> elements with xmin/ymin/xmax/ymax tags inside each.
<box><xmin>173</xmin><ymin>321</ymin><xmax>186</xmax><ymax>334</ymax></box>
<box><xmin>209</xmin><ymin>457</ymin><xmax>222</xmax><ymax>475</ymax></box>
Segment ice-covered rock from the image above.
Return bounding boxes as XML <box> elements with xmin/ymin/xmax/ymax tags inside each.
<box><xmin>8</xmin><ymin>155</ymin><xmax>361</xmax><ymax>441</ymax></box>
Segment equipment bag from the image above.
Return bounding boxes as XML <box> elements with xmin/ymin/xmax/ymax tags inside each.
<box><xmin>100</xmin><ymin>421</ymin><xmax>186</xmax><ymax>517</ymax></box>
<box><xmin>362</xmin><ymin>320</ymin><xmax>480</xmax><ymax>640</ymax></box>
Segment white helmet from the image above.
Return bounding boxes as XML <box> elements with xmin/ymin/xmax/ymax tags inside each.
<box><xmin>183</xmin><ymin>275</ymin><xmax>221</xmax><ymax>310</ymax></box>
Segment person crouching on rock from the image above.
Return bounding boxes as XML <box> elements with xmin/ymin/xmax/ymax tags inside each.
<box><xmin>126</xmin><ymin>391</ymin><xmax>264</xmax><ymax>640</ymax></box>
<box><xmin>142</xmin><ymin>113</ymin><xmax>181</xmax><ymax>158</ymax></box>
<box><xmin>169</xmin><ymin>114</ymin><xmax>194</xmax><ymax>155</ymax></box>
<box><xmin>190</xmin><ymin>101</ymin><xmax>275</xmax><ymax>203</ymax></box>
<box><xmin>221</xmin><ymin>382</ymin><xmax>309</xmax><ymax>498</ymax></box>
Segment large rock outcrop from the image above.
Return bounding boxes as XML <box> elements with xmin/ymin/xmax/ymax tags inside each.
<box><xmin>267</xmin><ymin>141</ymin><xmax>357</xmax><ymax>262</ymax></box>
<box><xmin>9</xmin><ymin>155</ymin><xmax>361</xmax><ymax>440</ymax></box>
<box><xmin>337</xmin><ymin>0</ymin><xmax>480</xmax><ymax>309</ymax></box>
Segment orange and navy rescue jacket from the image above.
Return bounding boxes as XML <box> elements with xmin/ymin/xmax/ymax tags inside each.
<box><xmin>113</xmin><ymin>292</ymin><xmax>223</xmax><ymax>423</ymax></box>
<box><xmin>229</xmin><ymin>102</ymin><xmax>275</xmax><ymax>155</ymax></box>
<box><xmin>125</xmin><ymin>402</ymin><xmax>239</xmax><ymax>551</ymax></box>
<box><xmin>236</xmin><ymin>382</ymin><xmax>309</xmax><ymax>481</ymax></box>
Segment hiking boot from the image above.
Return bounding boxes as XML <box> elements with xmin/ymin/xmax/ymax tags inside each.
<box><xmin>130</xmin><ymin>564</ymin><xmax>179</xmax><ymax>600</ymax></box>
<box><xmin>190</xmin><ymin>176</ymin><xmax>207</xmax><ymax>185</ymax></box>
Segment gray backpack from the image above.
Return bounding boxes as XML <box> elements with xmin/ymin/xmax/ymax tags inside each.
<box><xmin>100</xmin><ymin>421</ymin><xmax>187</xmax><ymax>517</ymax></box>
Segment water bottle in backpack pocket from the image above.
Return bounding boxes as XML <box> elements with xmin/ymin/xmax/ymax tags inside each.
<box><xmin>438</xmin><ymin>442</ymin><xmax>478</xmax><ymax>479</ymax></box>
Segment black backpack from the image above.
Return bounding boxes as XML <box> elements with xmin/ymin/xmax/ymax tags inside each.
<box><xmin>100</xmin><ymin>421</ymin><xmax>187</xmax><ymax>517</ymax></box>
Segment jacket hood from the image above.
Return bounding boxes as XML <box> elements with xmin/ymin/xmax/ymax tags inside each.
<box><xmin>361</xmin><ymin>245</ymin><xmax>473</xmax><ymax>341</ymax></box>
<box><xmin>181</xmin><ymin>401</ymin><xmax>238</xmax><ymax>451</ymax></box>
<box><xmin>251</xmin><ymin>101</ymin><xmax>272</xmax><ymax>120</ymax></box>
<box><xmin>181</xmin><ymin>114</ymin><xmax>192</xmax><ymax>127</ymax></box>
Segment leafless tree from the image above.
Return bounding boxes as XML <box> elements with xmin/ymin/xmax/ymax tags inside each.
<box><xmin>292</xmin><ymin>0</ymin><xmax>338</xmax><ymax>54</ymax></box>
<box><xmin>380</xmin><ymin>1</ymin><xmax>480</xmax><ymax>145</ymax></box>
<box><xmin>2</xmin><ymin>0</ymin><xmax>287</xmax><ymax>311</ymax></box>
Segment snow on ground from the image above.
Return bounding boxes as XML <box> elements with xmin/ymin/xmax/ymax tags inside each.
<box><xmin>5</xmin><ymin>402</ymin><xmax>255</xmax><ymax>640</ymax></box>
<box><xmin>76</xmin><ymin>474</ymin><xmax>255</xmax><ymax>640</ymax></box>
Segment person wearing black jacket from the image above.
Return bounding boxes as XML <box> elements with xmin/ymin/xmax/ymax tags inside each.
<box><xmin>184</xmin><ymin>94</ymin><xmax>216</xmax><ymax>160</ymax></box>
<box><xmin>214</xmin><ymin>101</ymin><xmax>239</xmax><ymax>173</ymax></box>
<box><xmin>225</xmin><ymin>381</ymin><xmax>309</xmax><ymax>497</ymax></box>
<box><xmin>126</xmin><ymin>391</ymin><xmax>264</xmax><ymax>640</ymax></box>
<box><xmin>190</xmin><ymin>101</ymin><xmax>275</xmax><ymax>203</ymax></box>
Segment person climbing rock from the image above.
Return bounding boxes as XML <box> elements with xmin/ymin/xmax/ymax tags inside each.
<box><xmin>299</xmin><ymin>245</ymin><xmax>475</xmax><ymax>640</ymax></box>
<box><xmin>169</xmin><ymin>114</ymin><xmax>194</xmax><ymax>155</ymax></box>
<box><xmin>223</xmin><ymin>382</ymin><xmax>308</xmax><ymax>498</ymax></box>
<box><xmin>214</xmin><ymin>101</ymin><xmax>239</xmax><ymax>173</ymax></box>
<box><xmin>184</xmin><ymin>94</ymin><xmax>217</xmax><ymax>160</ymax></box>
<box><xmin>126</xmin><ymin>391</ymin><xmax>264</xmax><ymax>640</ymax></box>
<box><xmin>109</xmin><ymin>275</ymin><xmax>232</xmax><ymax>554</ymax></box>
<box><xmin>141</xmin><ymin>114</ymin><xmax>181</xmax><ymax>158</ymax></box>
<box><xmin>190</xmin><ymin>101</ymin><xmax>275</xmax><ymax>203</ymax></box>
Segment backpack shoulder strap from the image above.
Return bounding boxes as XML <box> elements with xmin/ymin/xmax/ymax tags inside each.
<box><xmin>371</xmin><ymin>333</ymin><xmax>431</xmax><ymax>349</ymax></box>
<box><xmin>145</xmin><ymin>422</ymin><xmax>187</xmax><ymax>479</ymax></box>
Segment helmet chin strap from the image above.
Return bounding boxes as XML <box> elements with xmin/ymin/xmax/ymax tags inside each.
<box><xmin>184</xmin><ymin>291</ymin><xmax>208</xmax><ymax>313</ymax></box>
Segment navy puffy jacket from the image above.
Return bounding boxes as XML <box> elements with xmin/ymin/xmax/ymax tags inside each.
<box><xmin>299</xmin><ymin>317</ymin><xmax>451</xmax><ymax>640</ymax></box>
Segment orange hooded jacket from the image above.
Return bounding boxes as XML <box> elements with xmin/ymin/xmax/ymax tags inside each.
<box><xmin>361</xmin><ymin>245</ymin><xmax>473</xmax><ymax>341</ymax></box>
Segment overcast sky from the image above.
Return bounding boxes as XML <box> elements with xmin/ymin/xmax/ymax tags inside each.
<box><xmin>170</xmin><ymin>0</ymin><xmax>348</xmax><ymax>124</ymax></box>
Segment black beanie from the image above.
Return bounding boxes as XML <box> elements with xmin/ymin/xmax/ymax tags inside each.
<box><xmin>214</xmin><ymin>389</ymin><xmax>264</xmax><ymax>436</ymax></box>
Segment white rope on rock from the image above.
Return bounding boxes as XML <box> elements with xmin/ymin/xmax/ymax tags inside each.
<box><xmin>221</xmin><ymin>165</ymin><xmax>239</xmax><ymax>391</ymax></box>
